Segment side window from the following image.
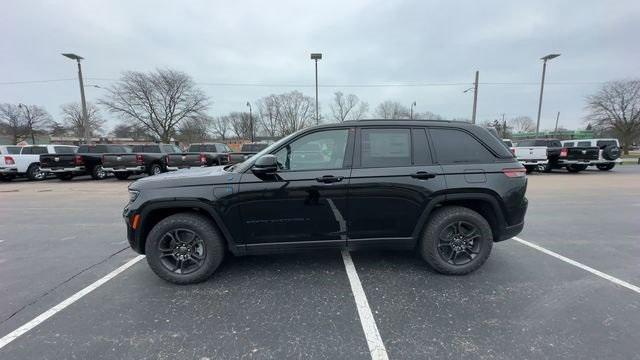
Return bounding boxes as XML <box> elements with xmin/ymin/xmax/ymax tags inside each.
<box><xmin>188</xmin><ymin>145</ymin><xmax>200</xmax><ymax>152</ymax></box>
<box><xmin>564</xmin><ymin>142</ymin><xmax>574</xmax><ymax>148</ymax></box>
<box><xmin>21</xmin><ymin>147</ymin><xmax>32</xmax><ymax>155</ymax></box>
<box><xmin>77</xmin><ymin>145</ymin><xmax>89</xmax><ymax>153</ymax></box>
<box><xmin>54</xmin><ymin>146</ymin><xmax>76</xmax><ymax>154</ymax></box>
<box><xmin>361</xmin><ymin>128</ymin><xmax>411</xmax><ymax>168</ymax></box>
<box><xmin>577</xmin><ymin>141</ymin><xmax>591</xmax><ymax>147</ymax></box>
<box><xmin>274</xmin><ymin>129</ymin><xmax>349</xmax><ymax>171</ymax></box>
<box><xmin>412</xmin><ymin>128</ymin><xmax>432</xmax><ymax>165</ymax></box>
<box><xmin>32</xmin><ymin>147</ymin><xmax>48</xmax><ymax>154</ymax></box>
<box><xmin>430</xmin><ymin>128</ymin><xmax>496</xmax><ymax>164</ymax></box>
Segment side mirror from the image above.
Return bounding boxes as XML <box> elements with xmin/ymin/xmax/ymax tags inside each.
<box><xmin>252</xmin><ymin>154</ymin><xmax>278</xmax><ymax>175</ymax></box>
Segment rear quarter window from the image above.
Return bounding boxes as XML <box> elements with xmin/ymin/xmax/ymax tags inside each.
<box><xmin>430</xmin><ymin>128</ymin><xmax>496</xmax><ymax>164</ymax></box>
<box><xmin>5</xmin><ymin>146</ymin><xmax>22</xmax><ymax>154</ymax></box>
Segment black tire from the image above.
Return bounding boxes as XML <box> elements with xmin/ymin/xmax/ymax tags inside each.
<box><xmin>148</xmin><ymin>163</ymin><xmax>162</xmax><ymax>176</ymax></box>
<box><xmin>90</xmin><ymin>165</ymin><xmax>107</xmax><ymax>180</ymax></box>
<box><xmin>602</xmin><ymin>145</ymin><xmax>620</xmax><ymax>161</ymax></box>
<box><xmin>596</xmin><ymin>163</ymin><xmax>615</xmax><ymax>171</ymax></box>
<box><xmin>419</xmin><ymin>206</ymin><xmax>493</xmax><ymax>275</ymax></box>
<box><xmin>56</xmin><ymin>173</ymin><xmax>74</xmax><ymax>181</ymax></box>
<box><xmin>145</xmin><ymin>213</ymin><xmax>225</xmax><ymax>284</ymax></box>
<box><xmin>114</xmin><ymin>172</ymin><xmax>131</xmax><ymax>180</ymax></box>
<box><xmin>566</xmin><ymin>164</ymin><xmax>587</xmax><ymax>173</ymax></box>
<box><xmin>26</xmin><ymin>163</ymin><xmax>45</xmax><ymax>181</ymax></box>
<box><xmin>541</xmin><ymin>163</ymin><xmax>553</xmax><ymax>173</ymax></box>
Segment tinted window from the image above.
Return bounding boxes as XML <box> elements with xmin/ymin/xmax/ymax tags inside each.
<box><xmin>54</xmin><ymin>146</ymin><xmax>76</xmax><ymax>154</ymax></box>
<box><xmin>203</xmin><ymin>145</ymin><xmax>217</xmax><ymax>152</ymax></box>
<box><xmin>361</xmin><ymin>128</ymin><xmax>411</xmax><ymax>168</ymax></box>
<box><xmin>6</xmin><ymin>146</ymin><xmax>21</xmax><ymax>154</ymax></box>
<box><xmin>577</xmin><ymin>141</ymin><xmax>591</xmax><ymax>147</ymax></box>
<box><xmin>78</xmin><ymin>145</ymin><xmax>89</xmax><ymax>153</ymax></box>
<box><xmin>412</xmin><ymin>128</ymin><xmax>432</xmax><ymax>165</ymax></box>
<box><xmin>132</xmin><ymin>145</ymin><xmax>160</xmax><ymax>153</ymax></box>
<box><xmin>596</xmin><ymin>140</ymin><xmax>617</xmax><ymax>148</ymax></box>
<box><xmin>564</xmin><ymin>142</ymin><xmax>574</xmax><ymax>147</ymax></box>
<box><xmin>188</xmin><ymin>145</ymin><xmax>200</xmax><ymax>152</ymax></box>
<box><xmin>161</xmin><ymin>145</ymin><xmax>180</xmax><ymax>153</ymax></box>
<box><xmin>547</xmin><ymin>140</ymin><xmax>562</xmax><ymax>147</ymax></box>
<box><xmin>517</xmin><ymin>140</ymin><xmax>535</xmax><ymax>147</ymax></box>
<box><xmin>274</xmin><ymin>129</ymin><xmax>349</xmax><ymax>171</ymax></box>
<box><xmin>217</xmin><ymin>144</ymin><xmax>231</xmax><ymax>152</ymax></box>
<box><xmin>431</xmin><ymin>128</ymin><xmax>496</xmax><ymax>164</ymax></box>
<box><xmin>21</xmin><ymin>147</ymin><xmax>32</xmax><ymax>154</ymax></box>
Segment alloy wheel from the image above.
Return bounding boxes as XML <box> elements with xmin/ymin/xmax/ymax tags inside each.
<box><xmin>157</xmin><ymin>228</ymin><xmax>206</xmax><ymax>275</ymax></box>
<box><xmin>437</xmin><ymin>221</ymin><xmax>481</xmax><ymax>266</ymax></box>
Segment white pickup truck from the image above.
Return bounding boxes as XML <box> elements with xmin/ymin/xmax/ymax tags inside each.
<box><xmin>512</xmin><ymin>143</ymin><xmax>549</xmax><ymax>172</ymax></box>
<box><xmin>0</xmin><ymin>145</ymin><xmax>77</xmax><ymax>181</ymax></box>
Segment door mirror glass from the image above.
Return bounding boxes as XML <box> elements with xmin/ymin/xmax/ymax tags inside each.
<box><xmin>252</xmin><ymin>154</ymin><xmax>278</xmax><ymax>175</ymax></box>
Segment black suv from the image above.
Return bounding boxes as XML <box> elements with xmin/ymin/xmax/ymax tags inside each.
<box><xmin>124</xmin><ymin>120</ymin><xmax>528</xmax><ymax>284</ymax></box>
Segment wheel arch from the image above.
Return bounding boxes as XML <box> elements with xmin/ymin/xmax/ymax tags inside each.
<box><xmin>136</xmin><ymin>200</ymin><xmax>243</xmax><ymax>255</ymax></box>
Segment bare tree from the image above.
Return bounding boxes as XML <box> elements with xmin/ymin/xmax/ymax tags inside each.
<box><xmin>18</xmin><ymin>105</ymin><xmax>52</xmax><ymax>144</ymax></box>
<box><xmin>413</xmin><ymin>111</ymin><xmax>444</xmax><ymax>120</ymax></box>
<box><xmin>0</xmin><ymin>103</ymin><xmax>28</xmax><ymax>144</ymax></box>
<box><xmin>49</xmin><ymin>121</ymin><xmax>70</xmax><ymax>137</ymax></box>
<box><xmin>210</xmin><ymin>116</ymin><xmax>230</xmax><ymax>140</ymax></box>
<box><xmin>111</xmin><ymin>123</ymin><xmax>150</xmax><ymax>139</ymax></box>
<box><xmin>61</xmin><ymin>102</ymin><xmax>105</xmax><ymax>138</ymax></box>
<box><xmin>585</xmin><ymin>79</ymin><xmax>640</xmax><ymax>154</ymax></box>
<box><xmin>276</xmin><ymin>91</ymin><xmax>315</xmax><ymax>135</ymax></box>
<box><xmin>375</xmin><ymin>100</ymin><xmax>410</xmax><ymax>119</ymax></box>
<box><xmin>508</xmin><ymin>116</ymin><xmax>536</xmax><ymax>133</ymax></box>
<box><xmin>99</xmin><ymin>68</ymin><xmax>209</xmax><ymax>142</ymax></box>
<box><xmin>256</xmin><ymin>95</ymin><xmax>280</xmax><ymax>137</ymax></box>
<box><xmin>330</xmin><ymin>91</ymin><xmax>368</xmax><ymax>122</ymax></box>
<box><xmin>227</xmin><ymin>112</ymin><xmax>253</xmax><ymax>139</ymax></box>
<box><xmin>177</xmin><ymin>115</ymin><xmax>211</xmax><ymax>144</ymax></box>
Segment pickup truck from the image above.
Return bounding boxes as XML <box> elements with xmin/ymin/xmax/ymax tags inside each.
<box><xmin>228</xmin><ymin>142</ymin><xmax>268</xmax><ymax>164</ymax></box>
<box><xmin>40</xmin><ymin>144</ymin><xmax>131</xmax><ymax>180</ymax></box>
<box><xmin>562</xmin><ymin>138</ymin><xmax>621</xmax><ymax>171</ymax></box>
<box><xmin>0</xmin><ymin>145</ymin><xmax>77</xmax><ymax>181</ymax></box>
<box><xmin>102</xmin><ymin>144</ymin><xmax>183</xmax><ymax>180</ymax></box>
<box><xmin>164</xmin><ymin>143</ymin><xmax>230</xmax><ymax>171</ymax></box>
<box><xmin>515</xmin><ymin>139</ymin><xmax>599</xmax><ymax>173</ymax></box>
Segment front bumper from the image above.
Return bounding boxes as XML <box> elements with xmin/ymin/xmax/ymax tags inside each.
<box><xmin>103</xmin><ymin>166</ymin><xmax>145</xmax><ymax>173</ymax></box>
<box><xmin>41</xmin><ymin>166</ymin><xmax>85</xmax><ymax>174</ymax></box>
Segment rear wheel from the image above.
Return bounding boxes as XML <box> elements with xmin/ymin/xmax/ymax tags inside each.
<box><xmin>114</xmin><ymin>172</ymin><xmax>131</xmax><ymax>180</ymax></box>
<box><xmin>26</xmin><ymin>163</ymin><xmax>45</xmax><ymax>181</ymax></box>
<box><xmin>90</xmin><ymin>165</ymin><xmax>107</xmax><ymax>180</ymax></box>
<box><xmin>566</xmin><ymin>164</ymin><xmax>587</xmax><ymax>173</ymax></box>
<box><xmin>596</xmin><ymin>163</ymin><xmax>615</xmax><ymax>171</ymax></box>
<box><xmin>148</xmin><ymin>163</ymin><xmax>162</xmax><ymax>176</ymax></box>
<box><xmin>145</xmin><ymin>213</ymin><xmax>225</xmax><ymax>284</ymax></box>
<box><xmin>56</xmin><ymin>173</ymin><xmax>74</xmax><ymax>181</ymax></box>
<box><xmin>419</xmin><ymin>206</ymin><xmax>493</xmax><ymax>275</ymax></box>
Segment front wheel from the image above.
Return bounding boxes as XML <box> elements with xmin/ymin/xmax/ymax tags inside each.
<box><xmin>419</xmin><ymin>206</ymin><xmax>493</xmax><ymax>275</ymax></box>
<box><xmin>145</xmin><ymin>213</ymin><xmax>225</xmax><ymax>284</ymax></box>
<box><xmin>596</xmin><ymin>163</ymin><xmax>615</xmax><ymax>171</ymax></box>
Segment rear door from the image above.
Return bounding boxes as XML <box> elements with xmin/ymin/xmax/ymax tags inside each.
<box><xmin>347</xmin><ymin>127</ymin><xmax>446</xmax><ymax>246</ymax></box>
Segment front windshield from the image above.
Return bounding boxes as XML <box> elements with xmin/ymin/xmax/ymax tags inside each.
<box><xmin>229</xmin><ymin>131</ymin><xmax>301</xmax><ymax>173</ymax></box>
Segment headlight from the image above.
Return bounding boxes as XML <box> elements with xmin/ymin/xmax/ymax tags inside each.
<box><xmin>128</xmin><ymin>190</ymin><xmax>140</xmax><ymax>203</ymax></box>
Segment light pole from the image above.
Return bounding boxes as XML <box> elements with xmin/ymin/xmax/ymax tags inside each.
<box><xmin>246</xmin><ymin>101</ymin><xmax>254</xmax><ymax>142</ymax></box>
<box><xmin>535</xmin><ymin>53</ymin><xmax>560</xmax><ymax>137</ymax></box>
<box><xmin>310</xmin><ymin>53</ymin><xmax>322</xmax><ymax>125</ymax></box>
<box><xmin>410</xmin><ymin>101</ymin><xmax>417</xmax><ymax>119</ymax></box>
<box><xmin>62</xmin><ymin>53</ymin><xmax>91</xmax><ymax>143</ymax></box>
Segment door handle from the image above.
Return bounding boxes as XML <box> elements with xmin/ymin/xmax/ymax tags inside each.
<box><xmin>316</xmin><ymin>175</ymin><xmax>344</xmax><ymax>183</ymax></box>
<box><xmin>411</xmin><ymin>171</ymin><xmax>436</xmax><ymax>179</ymax></box>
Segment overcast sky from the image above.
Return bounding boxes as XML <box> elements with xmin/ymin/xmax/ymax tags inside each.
<box><xmin>1</xmin><ymin>0</ymin><xmax>639</xmax><ymax>133</ymax></box>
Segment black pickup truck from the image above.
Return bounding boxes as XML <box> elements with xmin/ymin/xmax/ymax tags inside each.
<box><xmin>165</xmin><ymin>143</ymin><xmax>230</xmax><ymax>171</ymax></box>
<box><xmin>516</xmin><ymin>139</ymin><xmax>599</xmax><ymax>172</ymax></box>
<box><xmin>228</xmin><ymin>143</ymin><xmax>269</xmax><ymax>164</ymax></box>
<box><xmin>102</xmin><ymin>144</ymin><xmax>183</xmax><ymax>180</ymax></box>
<box><xmin>40</xmin><ymin>144</ymin><xmax>132</xmax><ymax>180</ymax></box>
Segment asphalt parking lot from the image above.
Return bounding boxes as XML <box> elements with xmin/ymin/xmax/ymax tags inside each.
<box><xmin>1</xmin><ymin>167</ymin><xmax>639</xmax><ymax>359</ymax></box>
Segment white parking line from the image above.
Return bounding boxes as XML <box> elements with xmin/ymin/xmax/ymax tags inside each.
<box><xmin>513</xmin><ymin>237</ymin><xmax>640</xmax><ymax>294</ymax></box>
<box><xmin>341</xmin><ymin>250</ymin><xmax>389</xmax><ymax>360</ymax></box>
<box><xmin>0</xmin><ymin>255</ymin><xmax>144</xmax><ymax>350</ymax></box>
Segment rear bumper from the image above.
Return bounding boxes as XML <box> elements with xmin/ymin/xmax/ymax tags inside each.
<box><xmin>166</xmin><ymin>165</ymin><xmax>205</xmax><ymax>171</ymax></box>
<box><xmin>500</xmin><ymin>221</ymin><xmax>525</xmax><ymax>241</ymax></box>
<box><xmin>103</xmin><ymin>166</ymin><xmax>145</xmax><ymax>173</ymax></box>
<box><xmin>41</xmin><ymin>166</ymin><xmax>85</xmax><ymax>173</ymax></box>
<box><xmin>519</xmin><ymin>160</ymin><xmax>548</xmax><ymax>166</ymax></box>
<box><xmin>0</xmin><ymin>166</ymin><xmax>18</xmax><ymax>174</ymax></box>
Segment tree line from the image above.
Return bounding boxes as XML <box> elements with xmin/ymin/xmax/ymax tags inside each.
<box><xmin>1</xmin><ymin>68</ymin><xmax>639</xmax><ymax>153</ymax></box>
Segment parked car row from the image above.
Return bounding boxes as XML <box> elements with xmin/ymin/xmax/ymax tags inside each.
<box><xmin>504</xmin><ymin>138</ymin><xmax>621</xmax><ymax>173</ymax></box>
<box><xmin>0</xmin><ymin>142</ymin><xmax>269</xmax><ymax>182</ymax></box>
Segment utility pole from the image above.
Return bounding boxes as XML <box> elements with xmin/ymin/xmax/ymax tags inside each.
<box><xmin>472</xmin><ymin>70</ymin><xmax>479</xmax><ymax>124</ymax></box>
<box><xmin>246</xmin><ymin>102</ymin><xmax>254</xmax><ymax>142</ymax></box>
<box><xmin>535</xmin><ymin>54</ymin><xmax>560</xmax><ymax>137</ymax></box>
<box><xmin>501</xmin><ymin>113</ymin><xmax>506</xmax><ymax>138</ymax></box>
<box><xmin>310</xmin><ymin>53</ymin><xmax>322</xmax><ymax>125</ymax></box>
<box><xmin>62</xmin><ymin>53</ymin><xmax>91</xmax><ymax>143</ymax></box>
<box><xmin>554</xmin><ymin>111</ymin><xmax>560</xmax><ymax>136</ymax></box>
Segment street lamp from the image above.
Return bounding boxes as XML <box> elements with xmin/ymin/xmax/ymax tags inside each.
<box><xmin>246</xmin><ymin>101</ymin><xmax>254</xmax><ymax>142</ymax></box>
<box><xmin>310</xmin><ymin>53</ymin><xmax>322</xmax><ymax>125</ymax></box>
<box><xmin>535</xmin><ymin>53</ymin><xmax>560</xmax><ymax>137</ymax></box>
<box><xmin>62</xmin><ymin>53</ymin><xmax>91</xmax><ymax>143</ymax></box>
<box><xmin>410</xmin><ymin>101</ymin><xmax>417</xmax><ymax>120</ymax></box>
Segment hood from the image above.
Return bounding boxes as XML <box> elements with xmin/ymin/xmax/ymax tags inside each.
<box><xmin>129</xmin><ymin>166</ymin><xmax>240</xmax><ymax>190</ymax></box>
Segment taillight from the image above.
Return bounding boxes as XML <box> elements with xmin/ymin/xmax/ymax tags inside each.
<box><xmin>136</xmin><ymin>154</ymin><xmax>144</xmax><ymax>165</ymax></box>
<box><xmin>74</xmin><ymin>155</ymin><xmax>84</xmax><ymax>165</ymax></box>
<box><xmin>502</xmin><ymin>168</ymin><xmax>526</xmax><ymax>178</ymax></box>
<box><xmin>560</xmin><ymin>148</ymin><xmax>568</xmax><ymax>157</ymax></box>
<box><xmin>4</xmin><ymin>156</ymin><xmax>14</xmax><ymax>165</ymax></box>
<box><xmin>199</xmin><ymin>153</ymin><xmax>206</xmax><ymax>164</ymax></box>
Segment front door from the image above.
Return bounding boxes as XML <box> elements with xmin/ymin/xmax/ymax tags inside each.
<box><xmin>239</xmin><ymin>128</ymin><xmax>354</xmax><ymax>252</ymax></box>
